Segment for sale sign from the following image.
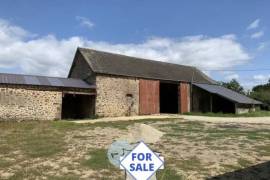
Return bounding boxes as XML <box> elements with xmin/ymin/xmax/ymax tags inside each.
<box><xmin>120</xmin><ymin>141</ymin><xmax>164</xmax><ymax>180</ymax></box>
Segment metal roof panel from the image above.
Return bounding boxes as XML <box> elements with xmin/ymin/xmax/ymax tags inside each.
<box><xmin>37</xmin><ymin>76</ymin><xmax>51</xmax><ymax>86</ymax></box>
<box><xmin>0</xmin><ymin>73</ymin><xmax>94</xmax><ymax>89</ymax></box>
<box><xmin>194</xmin><ymin>83</ymin><xmax>262</xmax><ymax>105</ymax></box>
<box><xmin>0</xmin><ymin>74</ymin><xmax>25</xmax><ymax>84</ymax></box>
<box><xmin>24</xmin><ymin>76</ymin><xmax>40</xmax><ymax>85</ymax></box>
<box><xmin>47</xmin><ymin>77</ymin><xmax>64</xmax><ymax>87</ymax></box>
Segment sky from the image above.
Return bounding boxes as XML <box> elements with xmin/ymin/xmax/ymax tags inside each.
<box><xmin>0</xmin><ymin>0</ymin><xmax>269</xmax><ymax>89</ymax></box>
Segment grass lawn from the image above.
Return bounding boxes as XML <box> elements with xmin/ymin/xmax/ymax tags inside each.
<box><xmin>184</xmin><ymin>110</ymin><xmax>270</xmax><ymax>117</ymax></box>
<box><xmin>0</xmin><ymin>118</ymin><xmax>270</xmax><ymax>179</ymax></box>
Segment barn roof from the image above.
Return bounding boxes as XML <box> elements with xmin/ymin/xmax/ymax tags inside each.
<box><xmin>0</xmin><ymin>73</ymin><xmax>95</xmax><ymax>89</ymax></box>
<box><xmin>194</xmin><ymin>83</ymin><xmax>262</xmax><ymax>105</ymax></box>
<box><xmin>77</xmin><ymin>48</ymin><xmax>216</xmax><ymax>84</ymax></box>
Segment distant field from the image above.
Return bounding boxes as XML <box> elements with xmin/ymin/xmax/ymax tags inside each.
<box><xmin>0</xmin><ymin>118</ymin><xmax>270</xmax><ymax>179</ymax></box>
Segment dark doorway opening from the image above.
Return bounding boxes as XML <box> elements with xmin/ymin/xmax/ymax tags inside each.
<box><xmin>192</xmin><ymin>86</ymin><xmax>211</xmax><ymax>113</ymax></box>
<box><xmin>62</xmin><ymin>93</ymin><xmax>95</xmax><ymax>119</ymax></box>
<box><xmin>212</xmin><ymin>95</ymin><xmax>235</xmax><ymax>113</ymax></box>
<box><xmin>160</xmin><ymin>82</ymin><xmax>179</xmax><ymax>113</ymax></box>
<box><xmin>192</xmin><ymin>86</ymin><xmax>235</xmax><ymax>114</ymax></box>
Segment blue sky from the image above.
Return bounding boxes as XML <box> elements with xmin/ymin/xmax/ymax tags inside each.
<box><xmin>0</xmin><ymin>0</ymin><xmax>269</xmax><ymax>89</ymax></box>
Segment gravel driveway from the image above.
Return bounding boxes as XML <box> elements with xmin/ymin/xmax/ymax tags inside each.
<box><xmin>73</xmin><ymin>114</ymin><xmax>270</xmax><ymax>125</ymax></box>
<box><xmin>181</xmin><ymin>115</ymin><xmax>270</xmax><ymax>124</ymax></box>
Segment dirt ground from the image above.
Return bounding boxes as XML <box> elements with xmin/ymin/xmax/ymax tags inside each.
<box><xmin>0</xmin><ymin>117</ymin><xmax>270</xmax><ymax>179</ymax></box>
<box><xmin>74</xmin><ymin>114</ymin><xmax>270</xmax><ymax>124</ymax></box>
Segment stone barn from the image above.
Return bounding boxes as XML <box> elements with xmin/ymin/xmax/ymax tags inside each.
<box><xmin>68</xmin><ymin>48</ymin><xmax>261</xmax><ymax>117</ymax></box>
<box><xmin>0</xmin><ymin>47</ymin><xmax>262</xmax><ymax>120</ymax></box>
<box><xmin>0</xmin><ymin>74</ymin><xmax>95</xmax><ymax>120</ymax></box>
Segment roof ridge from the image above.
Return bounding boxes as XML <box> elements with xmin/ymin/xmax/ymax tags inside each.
<box><xmin>193</xmin><ymin>67</ymin><xmax>217</xmax><ymax>84</ymax></box>
<box><xmin>77</xmin><ymin>47</ymin><xmax>214</xmax><ymax>84</ymax></box>
<box><xmin>78</xmin><ymin>47</ymin><xmax>195</xmax><ymax>69</ymax></box>
<box><xmin>77</xmin><ymin>47</ymin><xmax>96</xmax><ymax>72</ymax></box>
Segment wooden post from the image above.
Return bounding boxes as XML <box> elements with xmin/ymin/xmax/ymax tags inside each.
<box><xmin>190</xmin><ymin>70</ymin><xmax>194</xmax><ymax>112</ymax></box>
<box><xmin>210</xmin><ymin>94</ymin><xmax>213</xmax><ymax>112</ymax></box>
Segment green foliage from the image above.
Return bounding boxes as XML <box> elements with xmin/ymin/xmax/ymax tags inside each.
<box><xmin>252</xmin><ymin>79</ymin><xmax>270</xmax><ymax>91</ymax></box>
<box><xmin>219</xmin><ymin>79</ymin><xmax>245</xmax><ymax>94</ymax></box>
<box><xmin>250</xmin><ymin>79</ymin><xmax>270</xmax><ymax>109</ymax></box>
<box><xmin>250</xmin><ymin>91</ymin><xmax>270</xmax><ymax>106</ymax></box>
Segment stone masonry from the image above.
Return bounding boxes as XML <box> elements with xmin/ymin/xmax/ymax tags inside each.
<box><xmin>235</xmin><ymin>104</ymin><xmax>256</xmax><ymax>114</ymax></box>
<box><xmin>95</xmin><ymin>75</ymin><xmax>139</xmax><ymax>117</ymax></box>
<box><xmin>0</xmin><ymin>85</ymin><xmax>62</xmax><ymax>121</ymax></box>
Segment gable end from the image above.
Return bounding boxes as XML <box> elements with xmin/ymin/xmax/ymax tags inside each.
<box><xmin>68</xmin><ymin>49</ymin><xmax>96</xmax><ymax>84</ymax></box>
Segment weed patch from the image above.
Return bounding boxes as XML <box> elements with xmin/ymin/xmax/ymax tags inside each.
<box><xmin>157</xmin><ymin>168</ymin><xmax>184</xmax><ymax>180</ymax></box>
<box><xmin>254</xmin><ymin>145</ymin><xmax>270</xmax><ymax>156</ymax></box>
<box><xmin>238</xmin><ymin>158</ymin><xmax>253</xmax><ymax>168</ymax></box>
<box><xmin>82</xmin><ymin>148</ymin><xmax>116</xmax><ymax>170</ymax></box>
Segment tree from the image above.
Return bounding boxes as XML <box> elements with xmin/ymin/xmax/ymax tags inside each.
<box><xmin>250</xmin><ymin>79</ymin><xmax>270</xmax><ymax>109</ymax></box>
<box><xmin>220</xmin><ymin>79</ymin><xmax>245</xmax><ymax>94</ymax></box>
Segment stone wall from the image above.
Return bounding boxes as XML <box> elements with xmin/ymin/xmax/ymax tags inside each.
<box><xmin>0</xmin><ymin>85</ymin><xmax>62</xmax><ymax>121</ymax></box>
<box><xmin>95</xmin><ymin>75</ymin><xmax>139</xmax><ymax>117</ymax></box>
<box><xmin>235</xmin><ymin>104</ymin><xmax>256</xmax><ymax>114</ymax></box>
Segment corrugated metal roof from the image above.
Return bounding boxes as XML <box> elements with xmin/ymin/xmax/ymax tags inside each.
<box><xmin>0</xmin><ymin>73</ymin><xmax>95</xmax><ymax>89</ymax></box>
<box><xmin>194</xmin><ymin>83</ymin><xmax>262</xmax><ymax>105</ymax></box>
<box><xmin>77</xmin><ymin>48</ymin><xmax>216</xmax><ymax>84</ymax></box>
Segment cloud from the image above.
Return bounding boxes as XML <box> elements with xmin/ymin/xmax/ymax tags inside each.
<box><xmin>253</xmin><ymin>74</ymin><xmax>270</xmax><ymax>82</ymax></box>
<box><xmin>257</xmin><ymin>42</ymin><xmax>267</xmax><ymax>51</ymax></box>
<box><xmin>0</xmin><ymin>18</ymin><xmax>251</xmax><ymax>78</ymax></box>
<box><xmin>0</xmin><ymin>19</ymin><xmax>84</xmax><ymax>76</ymax></box>
<box><xmin>241</xmin><ymin>81</ymin><xmax>258</xmax><ymax>90</ymax></box>
<box><xmin>247</xmin><ymin>19</ymin><xmax>260</xmax><ymax>30</ymax></box>
<box><xmin>224</xmin><ymin>73</ymin><xmax>239</xmax><ymax>81</ymax></box>
<box><xmin>76</xmin><ymin>16</ymin><xmax>94</xmax><ymax>29</ymax></box>
<box><xmin>250</xmin><ymin>31</ymin><xmax>264</xmax><ymax>39</ymax></box>
<box><xmin>90</xmin><ymin>35</ymin><xmax>250</xmax><ymax>71</ymax></box>
<box><xmin>0</xmin><ymin>19</ymin><xmax>32</xmax><ymax>44</ymax></box>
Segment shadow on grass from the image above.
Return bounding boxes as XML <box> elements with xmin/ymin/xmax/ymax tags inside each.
<box><xmin>208</xmin><ymin>161</ymin><xmax>270</xmax><ymax>180</ymax></box>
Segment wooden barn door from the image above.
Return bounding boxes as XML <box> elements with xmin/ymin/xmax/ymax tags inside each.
<box><xmin>139</xmin><ymin>79</ymin><xmax>160</xmax><ymax>115</ymax></box>
<box><xmin>179</xmin><ymin>82</ymin><xmax>190</xmax><ymax>113</ymax></box>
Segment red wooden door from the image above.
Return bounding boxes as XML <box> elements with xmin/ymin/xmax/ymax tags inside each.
<box><xmin>139</xmin><ymin>79</ymin><xmax>160</xmax><ymax>115</ymax></box>
<box><xmin>179</xmin><ymin>82</ymin><xmax>190</xmax><ymax>113</ymax></box>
